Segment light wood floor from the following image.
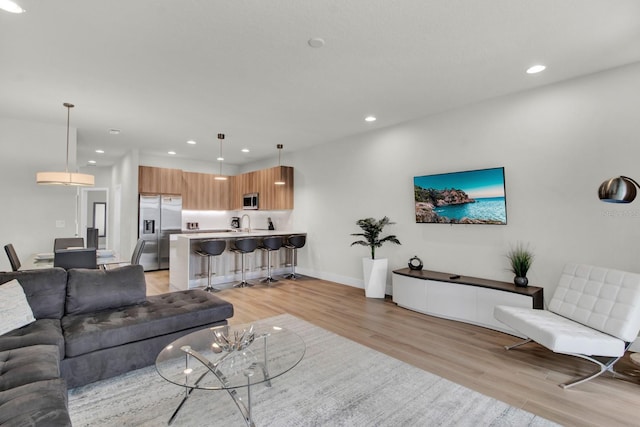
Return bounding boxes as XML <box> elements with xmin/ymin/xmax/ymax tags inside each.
<box><xmin>146</xmin><ymin>271</ymin><xmax>640</xmax><ymax>427</ymax></box>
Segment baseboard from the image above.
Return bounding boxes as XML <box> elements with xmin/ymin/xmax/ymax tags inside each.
<box><xmin>295</xmin><ymin>267</ymin><xmax>363</xmax><ymax>289</ymax></box>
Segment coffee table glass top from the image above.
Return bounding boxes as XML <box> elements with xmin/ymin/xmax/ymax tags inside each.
<box><xmin>155</xmin><ymin>323</ymin><xmax>305</xmax><ymax>390</ymax></box>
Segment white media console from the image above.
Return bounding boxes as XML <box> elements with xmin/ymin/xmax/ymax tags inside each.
<box><xmin>392</xmin><ymin>268</ymin><xmax>544</xmax><ymax>337</ymax></box>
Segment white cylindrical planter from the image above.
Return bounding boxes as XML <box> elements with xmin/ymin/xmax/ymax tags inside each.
<box><xmin>362</xmin><ymin>257</ymin><xmax>388</xmax><ymax>298</ymax></box>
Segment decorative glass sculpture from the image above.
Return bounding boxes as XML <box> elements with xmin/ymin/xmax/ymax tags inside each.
<box><xmin>211</xmin><ymin>325</ymin><xmax>255</xmax><ymax>352</ymax></box>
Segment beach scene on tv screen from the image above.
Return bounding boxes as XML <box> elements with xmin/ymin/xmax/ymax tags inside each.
<box><xmin>414</xmin><ymin>167</ymin><xmax>507</xmax><ymax>224</ymax></box>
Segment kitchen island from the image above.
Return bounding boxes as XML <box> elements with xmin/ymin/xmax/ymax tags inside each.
<box><xmin>169</xmin><ymin>230</ymin><xmax>306</xmax><ymax>290</ymax></box>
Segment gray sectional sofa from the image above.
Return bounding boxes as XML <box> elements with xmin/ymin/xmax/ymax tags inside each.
<box><xmin>0</xmin><ymin>265</ymin><xmax>234</xmax><ymax>426</ymax></box>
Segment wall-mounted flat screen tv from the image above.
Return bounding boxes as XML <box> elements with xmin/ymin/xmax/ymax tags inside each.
<box><xmin>414</xmin><ymin>167</ymin><xmax>507</xmax><ymax>225</ymax></box>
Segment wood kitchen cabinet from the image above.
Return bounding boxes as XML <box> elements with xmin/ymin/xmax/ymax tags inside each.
<box><xmin>230</xmin><ymin>167</ymin><xmax>294</xmax><ymax>210</ymax></box>
<box><xmin>139</xmin><ymin>165</ymin><xmax>293</xmax><ymax>210</ymax></box>
<box><xmin>230</xmin><ymin>171</ymin><xmax>257</xmax><ymax>210</ymax></box>
<box><xmin>138</xmin><ymin>166</ymin><xmax>182</xmax><ymax>195</ymax></box>
<box><xmin>182</xmin><ymin>171</ymin><xmax>231</xmax><ymax>210</ymax></box>
<box><xmin>257</xmin><ymin>166</ymin><xmax>294</xmax><ymax>210</ymax></box>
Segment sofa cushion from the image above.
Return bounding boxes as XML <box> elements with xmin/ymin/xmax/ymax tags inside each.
<box><xmin>0</xmin><ymin>378</ymin><xmax>71</xmax><ymax>427</ymax></box>
<box><xmin>0</xmin><ymin>268</ymin><xmax>67</xmax><ymax>319</ymax></box>
<box><xmin>0</xmin><ymin>280</ymin><xmax>35</xmax><ymax>335</ymax></box>
<box><xmin>0</xmin><ymin>345</ymin><xmax>61</xmax><ymax>391</ymax></box>
<box><xmin>0</xmin><ymin>319</ymin><xmax>65</xmax><ymax>360</ymax></box>
<box><xmin>62</xmin><ymin>290</ymin><xmax>234</xmax><ymax>357</ymax></box>
<box><xmin>65</xmin><ymin>264</ymin><xmax>147</xmax><ymax>316</ymax></box>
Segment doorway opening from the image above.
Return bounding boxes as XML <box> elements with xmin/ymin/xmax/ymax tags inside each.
<box><xmin>80</xmin><ymin>187</ymin><xmax>109</xmax><ymax>249</ymax></box>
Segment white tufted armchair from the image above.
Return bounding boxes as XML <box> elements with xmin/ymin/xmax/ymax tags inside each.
<box><xmin>495</xmin><ymin>263</ymin><xmax>640</xmax><ymax>388</ymax></box>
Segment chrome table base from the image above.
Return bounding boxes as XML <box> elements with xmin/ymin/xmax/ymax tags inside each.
<box><xmin>168</xmin><ymin>336</ymin><xmax>271</xmax><ymax>427</ymax></box>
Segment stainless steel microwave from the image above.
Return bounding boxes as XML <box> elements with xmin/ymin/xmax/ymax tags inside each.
<box><xmin>243</xmin><ymin>193</ymin><xmax>259</xmax><ymax>210</ymax></box>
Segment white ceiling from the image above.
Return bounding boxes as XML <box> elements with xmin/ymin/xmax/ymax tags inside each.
<box><xmin>2</xmin><ymin>0</ymin><xmax>640</xmax><ymax>168</ymax></box>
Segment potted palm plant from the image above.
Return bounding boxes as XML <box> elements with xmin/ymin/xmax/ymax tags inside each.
<box><xmin>506</xmin><ymin>243</ymin><xmax>534</xmax><ymax>287</ymax></box>
<box><xmin>351</xmin><ymin>217</ymin><xmax>401</xmax><ymax>298</ymax></box>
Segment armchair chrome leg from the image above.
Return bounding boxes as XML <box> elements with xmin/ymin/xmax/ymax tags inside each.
<box><xmin>559</xmin><ymin>352</ymin><xmax>623</xmax><ymax>389</ymax></box>
<box><xmin>560</xmin><ymin>366</ymin><xmax>606</xmax><ymax>389</ymax></box>
<box><xmin>609</xmin><ymin>368</ymin><xmax>638</xmax><ymax>382</ymax></box>
<box><xmin>504</xmin><ymin>338</ymin><xmax>532</xmax><ymax>350</ymax></box>
<box><xmin>504</xmin><ymin>339</ymin><xmax>631</xmax><ymax>388</ymax></box>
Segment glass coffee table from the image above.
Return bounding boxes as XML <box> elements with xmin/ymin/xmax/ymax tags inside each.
<box><xmin>156</xmin><ymin>323</ymin><xmax>305</xmax><ymax>427</ymax></box>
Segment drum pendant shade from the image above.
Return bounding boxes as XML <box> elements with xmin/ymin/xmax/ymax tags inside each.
<box><xmin>36</xmin><ymin>103</ymin><xmax>95</xmax><ymax>187</ymax></box>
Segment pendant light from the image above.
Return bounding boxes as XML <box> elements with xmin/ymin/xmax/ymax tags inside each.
<box><xmin>36</xmin><ymin>103</ymin><xmax>95</xmax><ymax>186</ymax></box>
<box><xmin>274</xmin><ymin>144</ymin><xmax>285</xmax><ymax>185</ymax></box>
<box><xmin>214</xmin><ymin>133</ymin><xmax>227</xmax><ymax>181</ymax></box>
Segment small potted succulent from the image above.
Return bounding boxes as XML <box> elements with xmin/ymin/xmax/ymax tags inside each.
<box><xmin>351</xmin><ymin>216</ymin><xmax>401</xmax><ymax>297</ymax></box>
<box><xmin>506</xmin><ymin>242</ymin><xmax>534</xmax><ymax>287</ymax></box>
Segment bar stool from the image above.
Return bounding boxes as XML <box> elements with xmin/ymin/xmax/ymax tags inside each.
<box><xmin>283</xmin><ymin>234</ymin><xmax>306</xmax><ymax>279</ymax></box>
<box><xmin>230</xmin><ymin>237</ymin><xmax>258</xmax><ymax>288</ymax></box>
<box><xmin>195</xmin><ymin>240</ymin><xmax>226</xmax><ymax>292</ymax></box>
<box><xmin>258</xmin><ymin>236</ymin><xmax>283</xmax><ymax>284</ymax></box>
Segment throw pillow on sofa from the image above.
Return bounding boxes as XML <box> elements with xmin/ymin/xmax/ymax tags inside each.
<box><xmin>65</xmin><ymin>265</ymin><xmax>147</xmax><ymax>315</ymax></box>
<box><xmin>0</xmin><ymin>279</ymin><xmax>36</xmax><ymax>335</ymax></box>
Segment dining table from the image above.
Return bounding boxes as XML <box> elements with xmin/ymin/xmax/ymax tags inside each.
<box><xmin>21</xmin><ymin>250</ymin><xmax>122</xmax><ymax>270</ymax></box>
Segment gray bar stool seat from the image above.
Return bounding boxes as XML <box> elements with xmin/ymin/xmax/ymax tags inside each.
<box><xmin>195</xmin><ymin>240</ymin><xmax>226</xmax><ymax>292</ymax></box>
<box><xmin>284</xmin><ymin>234</ymin><xmax>306</xmax><ymax>279</ymax></box>
<box><xmin>230</xmin><ymin>237</ymin><xmax>258</xmax><ymax>288</ymax></box>
<box><xmin>258</xmin><ymin>236</ymin><xmax>283</xmax><ymax>284</ymax></box>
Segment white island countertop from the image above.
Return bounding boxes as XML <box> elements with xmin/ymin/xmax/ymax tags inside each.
<box><xmin>174</xmin><ymin>230</ymin><xmax>306</xmax><ymax>240</ymax></box>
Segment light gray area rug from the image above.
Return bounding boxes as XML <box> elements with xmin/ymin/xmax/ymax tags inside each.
<box><xmin>68</xmin><ymin>314</ymin><xmax>558</xmax><ymax>426</ymax></box>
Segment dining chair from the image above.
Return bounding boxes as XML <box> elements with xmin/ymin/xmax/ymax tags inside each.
<box><xmin>54</xmin><ymin>248</ymin><xmax>98</xmax><ymax>270</ymax></box>
<box><xmin>86</xmin><ymin>227</ymin><xmax>99</xmax><ymax>249</ymax></box>
<box><xmin>103</xmin><ymin>239</ymin><xmax>145</xmax><ymax>270</ymax></box>
<box><xmin>130</xmin><ymin>239</ymin><xmax>146</xmax><ymax>265</ymax></box>
<box><xmin>54</xmin><ymin>237</ymin><xmax>85</xmax><ymax>251</ymax></box>
<box><xmin>4</xmin><ymin>243</ymin><xmax>21</xmax><ymax>271</ymax></box>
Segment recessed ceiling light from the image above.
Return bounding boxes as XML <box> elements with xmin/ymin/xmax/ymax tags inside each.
<box><xmin>241</xmin><ymin>148</ymin><xmax>250</xmax><ymax>153</ymax></box>
<box><xmin>526</xmin><ymin>65</ymin><xmax>546</xmax><ymax>74</ymax></box>
<box><xmin>217</xmin><ymin>156</ymin><xmax>224</xmax><ymax>161</ymax></box>
<box><xmin>186</xmin><ymin>140</ymin><xmax>197</xmax><ymax>145</ymax></box>
<box><xmin>0</xmin><ymin>0</ymin><xmax>25</xmax><ymax>13</ymax></box>
<box><xmin>108</xmin><ymin>128</ymin><xmax>121</xmax><ymax>135</ymax></box>
<box><xmin>88</xmin><ymin>160</ymin><xmax>97</xmax><ymax>164</ymax></box>
<box><xmin>308</xmin><ymin>38</ymin><xmax>325</xmax><ymax>48</ymax></box>
<box><xmin>365</xmin><ymin>116</ymin><xmax>377</xmax><ymax>122</ymax></box>
<box><xmin>95</xmin><ymin>149</ymin><xmax>104</xmax><ymax>154</ymax></box>
<box><xmin>168</xmin><ymin>151</ymin><xmax>176</xmax><ymax>155</ymax></box>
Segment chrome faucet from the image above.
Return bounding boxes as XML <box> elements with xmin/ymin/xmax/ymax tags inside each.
<box><xmin>241</xmin><ymin>214</ymin><xmax>251</xmax><ymax>233</ymax></box>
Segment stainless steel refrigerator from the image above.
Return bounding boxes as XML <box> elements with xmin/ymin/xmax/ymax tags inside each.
<box><xmin>138</xmin><ymin>195</ymin><xmax>182</xmax><ymax>271</ymax></box>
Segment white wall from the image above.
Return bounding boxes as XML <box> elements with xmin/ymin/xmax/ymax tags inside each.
<box><xmin>4</xmin><ymin>62</ymin><xmax>640</xmax><ymax>304</ymax></box>
<box><xmin>0</xmin><ymin>118</ymin><xmax>81</xmax><ymax>270</ymax></box>
<box><xmin>109</xmin><ymin>150</ymin><xmax>140</xmax><ymax>259</ymax></box>
<box><xmin>283</xmin><ymin>62</ymin><xmax>640</xmax><ymax>301</ymax></box>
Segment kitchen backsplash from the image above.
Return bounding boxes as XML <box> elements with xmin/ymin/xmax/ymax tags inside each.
<box><xmin>181</xmin><ymin>210</ymin><xmax>293</xmax><ymax>231</ymax></box>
